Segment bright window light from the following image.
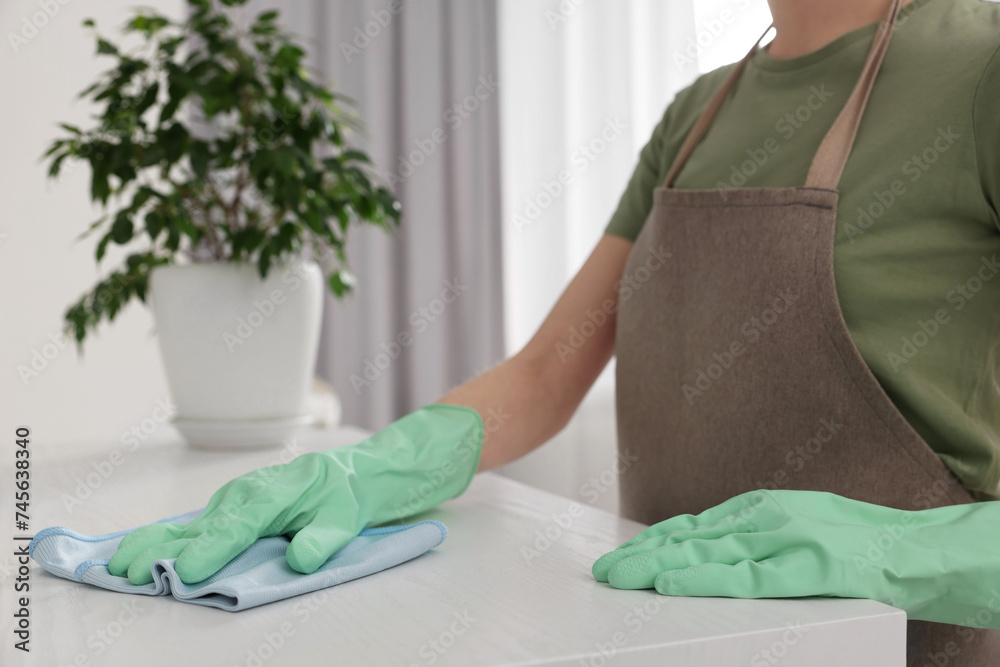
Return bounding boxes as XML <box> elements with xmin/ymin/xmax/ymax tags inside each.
<box><xmin>693</xmin><ymin>0</ymin><xmax>774</xmax><ymax>73</ymax></box>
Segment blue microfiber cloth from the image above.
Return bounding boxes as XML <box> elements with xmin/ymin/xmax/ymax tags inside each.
<box><xmin>28</xmin><ymin>510</ymin><xmax>447</xmax><ymax>611</ymax></box>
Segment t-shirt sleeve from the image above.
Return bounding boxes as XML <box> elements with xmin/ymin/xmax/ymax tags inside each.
<box><xmin>973</xmin><ymin>40</ymin><xmax>1000</xmax><ymax>232</ymax></box>
<box><xmin>603</xmin><ymin>104</ymin><xmax>676</xmax><ymax>242</ymax></box>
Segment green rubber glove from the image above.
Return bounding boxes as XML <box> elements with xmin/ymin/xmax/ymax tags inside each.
<box><xmin>593</xmin><ymin>489</ymin><xmax>1000</xmax><ymax>628</ymax></box>
<box><xmin>109</xmin><ymin>404</ymin><xmax>483</xmax><ymax>585</ymax></box>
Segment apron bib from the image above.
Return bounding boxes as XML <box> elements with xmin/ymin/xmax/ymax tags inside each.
<box><xmin>614</xmin><ymin>1</ymin><xmax>1000</xmax><ymax>663</ymax></box>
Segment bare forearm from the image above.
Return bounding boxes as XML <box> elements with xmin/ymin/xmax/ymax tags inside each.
<box><xmin>439</xmin><ymin>350</ymin><xmax>604</xmax><ymax>471</ymax></box>
<box><xmin>439</xmin><ymin>234</ymin><xmax>633</xmax><ymax>471</ymax></box>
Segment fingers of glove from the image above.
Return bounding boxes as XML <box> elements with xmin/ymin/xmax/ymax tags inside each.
<box><xmin>654</xmin><ymin>555</ymin><xmax>815</xmax><ymax>599</ymax></box>
<box><xmin>594</xmin><ymin>536</ymin><xmax>668</xmax><ymax>582</ymax></box>
<box><xmin>173</xmin><ymin>502</ymin><xmax>286</xmax><ymax>584</ymax></box>
<box><xmin>108</xmin><ymin>522</ymin><xmax>188</xmax><ymax>577</ymax></box>
<box><xmin>593</xmin><ymin>517</ymin><xmax>759</xmax><ymax>583</ymax></box>
<box><xmin>181</xmin><ymin>458</ymin><xmax>322</xmax><ymax>538</ymax></box>
<box><xmin>182</xmin><ymin>485</ymin><xmax>259</xmax><ymax>538</ymax></box>
<box><xmin>602</xmin><ymin>506</ymin><xmax>734</xmax><ymax>571</ymax></box>
<box><xmin>606</xmin><ymin>533</ymin><xmax>768</xmax><ymax>590</ymax></box>
<box><xmin>693</xmin><ymin>489</ymin><xmax>784</xmax><ymax>528</ymax></box>
<box><xmin>613</xmin><ymin>514</ymin><xmax>700</xmax><ymax>553</ymax></box>
<box><xmin>286</xmin><ymin>519</ymin><xmax>358</xmax><ymax>575</ymax></box>
<box><xmin>621</xmin><ymin>490</ymin><xmax>779</xmax><ymax>549</ymax></box>
<box><xmin>124</xmin><ymin>538</ymin><xmax>192</xmax><ymax>586</ymax></box>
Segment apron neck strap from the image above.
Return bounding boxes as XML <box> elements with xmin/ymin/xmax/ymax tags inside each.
<box><xmin>663</xmin><ymin>0</ymin><xmax>902</xmax><ymax>191</ymax></box>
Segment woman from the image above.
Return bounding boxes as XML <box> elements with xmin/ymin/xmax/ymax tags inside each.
<box><xmin>110</xmin><ymin>0</ymin><xmax>1000</xmax><ymax>663</ymax></box>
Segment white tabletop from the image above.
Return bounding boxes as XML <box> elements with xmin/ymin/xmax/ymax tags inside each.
<box><xmin>5</xmin><ymin>425</ymin><xmax>906</xmax><ymax>666</ymax></box>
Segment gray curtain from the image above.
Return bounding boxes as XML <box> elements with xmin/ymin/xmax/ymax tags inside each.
<box><xmin>267</xmin><ymin>1</ymin><xmax>505</xmax><ymax>430</ymax></box>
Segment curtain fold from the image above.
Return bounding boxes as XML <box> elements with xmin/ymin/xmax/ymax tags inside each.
<box><xmin>499</xmin><ymin>0</ymin><xmax>700</xmax><ymax>355</ymax></box>
<box><xmin>262</xmin><ymin>0</ymin><xmax>505</xmax><ymax>430</ymax></box>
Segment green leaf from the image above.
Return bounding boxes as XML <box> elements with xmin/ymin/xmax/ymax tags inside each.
<box><xmin>127</xmin><ymin>14</ymin><xmax>170</xmax><ymax>35</ymax></box>
<box><xmin>131</xmin><ymin>186</ymin><xmax>157</xmax><ymax>210</ymax></box>
<box><xmin>75</xmin><ymin>216</ymin><xmax>107</xmax><ymax>242</ymax></box>
<box><xmin>159</xmin><ymin>94</ymin><xmax>182</xmax><ymax>126</ymax></box>
<box><xmin>275</xmin><ymin>44</ymin><xmax>305</xmax><ymax>69</ymax></box>
<box><xmin>138</xmin><ymin>143</ymin><xmax>166</xmax><ymax>167</ymax></box>
<box><xmin>77</xmin><ymin>80</ymin><xmax>105</xmax><ymax>99</ymax></box>
<box><xmin>303</xmin><ymin>206</ymin><xmax>324</xmax><ymax>234</ymax></box>
<box><xmin>43</xmin><ymin>139</ymin><xmax>67</xmax><ymax>158</ymax></box>
<box><xmin>257</xmin><ymin>247</ymin><xmax>272</xmax><ymax>277</ymax></box>
<box><xmin>90</xmin><ymin>164</ymin><xmax>110</xmax><ymax>204</ymax></box>
<box><xmin>189</xmin><ymin>141</ymin><xmax>210</xmax><ymax>178</ymax></box>
<box><xmin>48</xmin><ymin>153</ymin><xmax>68</xmax><ymax>178</ymax></box>
<box><xmin>328</xmin><ymin>271</ymin><xmax>355</xmax><ymax>297</ymax></box>
<box><xmin>110</xmin><ymin>214</ymin><xmax>134</xmax><ymax>244</ymax></box>
<box><xmin>166</xmin><ymin>227</ymin><xmax>180</xmax><ymax>252</ymax></box>
<box><xmin>378</xmin><ymin>188</ymin><xmax>401</xmax><ymax>221</ymax></box>
<box><xmin>125</xmin><ymin>253</ymin><xmax>145</xmax><ymax>271</ymax></box>
<box><xmin>345</xmin><ymin>166</ymin><xmax>372</xmax><ymax>191</ymax></box>
<box><xmin>135</xmin><ymin>82</ymin><xmax>160</xmax><ymax>117</ymax></box>
<box><xmin>107</xmin><ymin>140</ymin><xmax>137</xmax><ymax>183</ymax></box>
<box><xmin>97</xmin><ymin>39</ymin><xmax>118</xmax><ymax>55</ymax></box>
<box><xmin>159</xmin><ymin>35</ymin><xmax>183</xmax><ymax>57</ymax></box>
<box><xmin>145</xmin><ymin>210</ymin><xmax>164</xmax><ymax>240</ymax></box>
<box><xmin>161</xmin><ymin>123</ymin><xmax>189</xmax><ymax>164</ymax></box>
<box><xmin>335</xmin><ymin>207</ymin><xmax>350</xmax><ymax>232</ymax></box>
<box><xmin>176</xmin><ymin>212</ymin><xmax>201</xmax><ymax>242</ymax></box>
<box><xmin>356</xmin><ymin>194</ymin><xmax>377</xmax><ymax>218</ymax></box>
<box><xmin>340</xmin><ymin>149</ymin><xmax>370</xmax><ymax>164</ymax></box>
<box><xmin>323</xmin><ymin>156</ymin><xmax>344</xmax><ymax>173</ymax></box>
<box><xmin>96</xmin><ymin>234</ymin><xmax>111</xmax><ymax>261</ymax></box>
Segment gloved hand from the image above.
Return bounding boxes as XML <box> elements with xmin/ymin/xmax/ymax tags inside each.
<box><xmin>109</xmin><ymin>404</ymin><xmax>482</xmax><ymax>585</ymax></box>
<box><xmin>593</xmin><ymin>489</ymin><xmax>1000</xmax><ymax>628</ymax></box>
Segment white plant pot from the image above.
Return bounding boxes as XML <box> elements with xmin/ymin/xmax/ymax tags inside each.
<box><xmin>150</xmin><ymin>261</ymin><xmax>323</xmax><ymax>449</ymax></box>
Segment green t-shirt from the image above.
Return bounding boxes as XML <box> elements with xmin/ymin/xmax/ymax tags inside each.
<box><xmin>606</xmin><ymin>0</ymin><xmax>1000</xmax><ymax>498</ymax></box>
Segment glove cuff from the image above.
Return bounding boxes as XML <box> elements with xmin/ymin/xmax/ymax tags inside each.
<box><xmin>355</xmin><ymin>404</ymin><xmax>485</xmax><ymax>524</ymax></box>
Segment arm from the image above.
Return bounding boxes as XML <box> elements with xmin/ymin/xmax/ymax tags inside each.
<box><xmin>440</xmin><ymin>233</ymin><xmax>634</xmax><ymax>471</ymax></box>
<box><xmin>109</xmin><ymin>233</ymin><xmax>634</xmax><ymax>585</ymax></box>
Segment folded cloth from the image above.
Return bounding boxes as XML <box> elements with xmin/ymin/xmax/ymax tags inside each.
<box><xmin>29</xmin><ymin>510</ymin><xmax>447</xmax><ymax>612</ymax></box>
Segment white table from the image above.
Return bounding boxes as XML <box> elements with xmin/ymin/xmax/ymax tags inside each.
<box><xmin>5</xmin><ymin>426</ymin><xmax>905</xmax><ymax>666</ymax></box>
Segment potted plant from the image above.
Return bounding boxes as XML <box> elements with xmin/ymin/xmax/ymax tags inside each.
<box><xmin>45</xmin><ymin>0</ymin><xmax>400</xmax><ymax>448</ymax></box>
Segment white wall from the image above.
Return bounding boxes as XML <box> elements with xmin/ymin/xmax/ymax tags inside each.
<box><xmin>0</xmin><ymin>0</ymin><xmax>183</xmax><ymax>458</ymax></box>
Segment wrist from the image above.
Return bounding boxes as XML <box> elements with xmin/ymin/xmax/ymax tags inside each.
<box><xmin>345</xmin><ymin>404</ymin><xmax>484</xmax><ymax>524</ymax></box>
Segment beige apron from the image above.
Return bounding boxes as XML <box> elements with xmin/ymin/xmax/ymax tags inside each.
<box><xmin>614</xmin><ymin>1</ymin><xmax>1000</xmax><ymax>664</ymax></box>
